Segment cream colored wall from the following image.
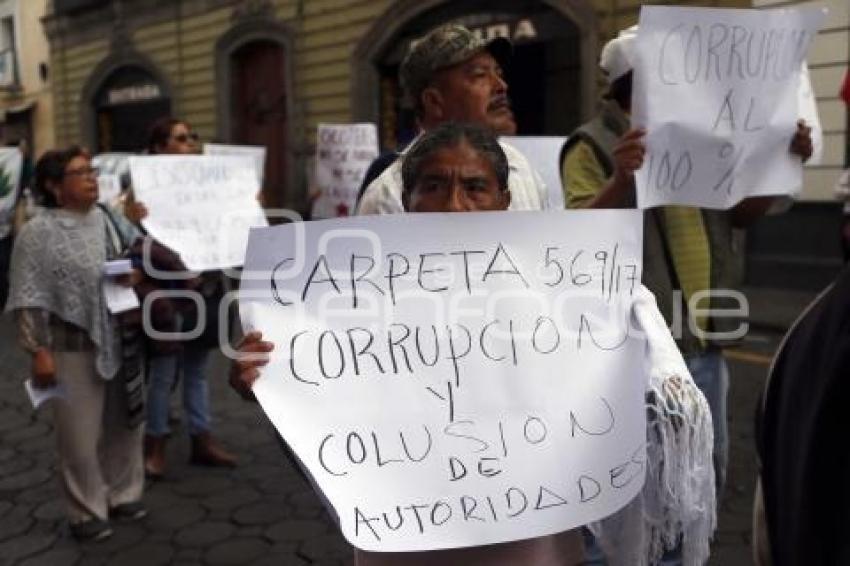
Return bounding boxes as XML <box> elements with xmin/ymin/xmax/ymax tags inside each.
<box><xmin>289</xmin><ymin>0</ymin><xmax>393</xmax><ymax>144</ymax></box>
<box><xmin>51</xmin><ymin>0</ymin><xmax>395</xmax><ymax>152</ymax></box>
<box><xmin>755</xmin><ymin>0</ymin><xmax>849</xmax><ymax>202</ymax></box>
<box><xmin>0</xmin><ymin>0</ymin><xmax>54</xmax><ymax>155</ymax></box>
<box><xmin>20</xmin><ymin>0</ymin><xmax>53</xmax><ymax>155</ymax></box>
<box><xmin>48</xmin><ymin>0</ymin><xmax>759</xmax><ymax>202</ymax></box>
<box><xmin>51</xmin><ymin>0</ymin><xmax>755</xmax><ymax>148</ymax></box>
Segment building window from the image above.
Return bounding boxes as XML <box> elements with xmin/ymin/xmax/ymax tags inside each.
<box><xmin>0</xmin><ymin>14</ymin><xmax>17</xmax><ymax>88</ymax></box>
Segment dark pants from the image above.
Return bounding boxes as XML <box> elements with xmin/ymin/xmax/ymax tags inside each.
<box><xmin>0</xmin><ymin>235</ymin><xmax>12</xmax><ymax>310</ymax></box>
<box><xmin>841</xmin><ymin>215</ymin><xmax>850</xmax><ymax>263</ymax></box>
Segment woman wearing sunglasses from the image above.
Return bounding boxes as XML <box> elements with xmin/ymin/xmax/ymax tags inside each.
<box><xmin>133</xmin><ymin>117</ymin><xmax>237</xmax><ymax>478</ymax></box>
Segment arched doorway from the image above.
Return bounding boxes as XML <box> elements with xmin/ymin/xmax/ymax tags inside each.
<box><xmin>216</xmin><ymin>17</ymin><xmax>294</xmax><ymax>210</ymax></box>
<box><xmin>93</xmin><ymin>66</ymin><xmax>170</xmax><ymax>153</ymax></box>
<box><xmin>353</xmin><ymin>0</ymin><xmax>597</xmax><ymax>151</ymax></box>
<box><xmin>228</xmin><ymin>39</ymin><xmax>288</xmax><ymax>207</ymax></box>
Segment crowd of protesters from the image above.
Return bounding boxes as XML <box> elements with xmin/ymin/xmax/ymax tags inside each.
<box><xmin>0</xmin><ymin>16</ymin><xmax>845</xmax><ymax>566</ymax></box>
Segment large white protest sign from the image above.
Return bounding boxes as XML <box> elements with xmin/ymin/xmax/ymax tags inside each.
<box><xmin>312</xmin><ymin>123</ymin><xmax>378</xmax><ymax>219</ymax></box>
<box><xmin>239</xmin><ymin>210</ymin><xmax>648</xmax><ymax>551</ymax></box>
<box><xmin>501</xmin><ymin>136</ymin><xmax>567</xmax><ymax>209</ymax></box>
<box><xmin>129</xmin><ymin>155</ymin><xmax>268</xmax><ymax>271</ymax></box>
<box><xmin>0</xmin><ymin>147</ymin><xmax>22</xmax><ymax>238</ymax></box>
<box><xmin>203</xmin><ymin>143</ymin><xmax>267</xmax><ymax>186</ymax></box>
<box><xmin>632</xmin><ymin>5</ymin><xmax>827</xmax><ymax>209</ymax></box>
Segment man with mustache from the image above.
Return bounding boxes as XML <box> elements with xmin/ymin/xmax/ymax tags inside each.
<box><xmin>355</xmin><ymin>24</ymin><xmax>548</xmax><ymax>215</ymax></box>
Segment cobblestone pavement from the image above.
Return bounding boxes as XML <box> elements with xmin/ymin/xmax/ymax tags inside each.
<box><xmin>0</xmin><ymin>315</ymin><xmax>775</xmax><ymax>566</ymax></box>
<box><xmin>0</xmin><ymin>317</ymin><xmax>353</xmax><ymax>566</ymax></box>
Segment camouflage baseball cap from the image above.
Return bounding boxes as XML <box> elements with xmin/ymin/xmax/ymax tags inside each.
<box><xmin>400</xmin><ymin>24</ymin><xmax>512</xmax><ymax>103</ymax></box>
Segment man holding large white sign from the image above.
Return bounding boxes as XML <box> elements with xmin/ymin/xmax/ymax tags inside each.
<box><xmin>234</xmin><ymin>124</ymin><xmax>715</xmax><ymax>564</ymax></box>
<box><xmin>563</xmin><ymin>8</ymin><xmax>818</xmax><ymax>513</ymax></box>
<box><xmin>632</xmin><ymin>5</ymin><xmax>826</xmax><ymax>209</ymax></box>
<box><xmin>129</xmin><ymin>155</ymin><xmax>268</xmax><ymax>271</ymax></box>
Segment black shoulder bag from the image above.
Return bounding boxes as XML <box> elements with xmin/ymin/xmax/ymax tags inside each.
<box><xmin>99</xmin><ymin>204</ymin><xmax>146</xmax><ymax>428</ymax></box>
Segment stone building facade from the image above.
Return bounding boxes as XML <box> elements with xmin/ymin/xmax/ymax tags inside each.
<box><xmin>44</xmin><ymin>0</ymin><xmax>748</xmax><ymax>210</ymax></box>
<box><xmin>0</xmin><ymin>0</ymin><xmax>53</xmax><ymax>157</ymax></box>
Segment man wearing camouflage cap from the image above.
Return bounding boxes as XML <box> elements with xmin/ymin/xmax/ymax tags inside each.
<box><xmin>355</xmin><ymin>23</ymin><xmax>549</xmax><ymax>215</ymax></box>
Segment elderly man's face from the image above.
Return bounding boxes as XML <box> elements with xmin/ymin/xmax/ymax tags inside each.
<box><xmin>427</xmin><ymin>52</ymin><xmax>516</xmax><ymax>135</ymax></box>
<box><xmin>406</xmin><ymin>140</ymin><xmax>510</xmax><ymax>213</ymax></box>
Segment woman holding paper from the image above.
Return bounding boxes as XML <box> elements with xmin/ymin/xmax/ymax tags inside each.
<box><xmin>133</xmin><ymin>116</ymin><xmax>237</xmax><ymax>478</ymax></box>
<box><xmin>6</xmin><ymin>146</ymin><xmax>147</xmax><ymax>542</ymax></box>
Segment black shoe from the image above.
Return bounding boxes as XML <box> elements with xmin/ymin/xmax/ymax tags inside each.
<box><xmin>109</xmin><ymin>502</ymin><xmax>148</xmax><ymax>521</ymax></box>
<box><xmin>70</xmin><ymin>518</ymin><xmax>113</xmax><ymax>542</ymax></box>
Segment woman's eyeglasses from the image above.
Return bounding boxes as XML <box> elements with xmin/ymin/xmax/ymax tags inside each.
<box><xmin>64</xmin><ymin>166</ymin><xmax>100</xmax><ymax>178</ymax></box>
<box><xmin>171</xmin><ymin>132</ymin><xmax>200</xmax><ymax>144</ymax></box>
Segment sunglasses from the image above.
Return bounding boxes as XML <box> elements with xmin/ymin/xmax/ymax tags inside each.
<box><xmin>171</xmin><ymin>132</ymin><xmax>199</xmax><ymax>144</ymax></box>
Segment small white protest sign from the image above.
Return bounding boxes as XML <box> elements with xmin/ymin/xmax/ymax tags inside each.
<box><xmin>92</xmin><ymin>152</ymin><xmax>131</xmax><ymax>177</ymax></box>
<box><xmin>239</xmin><ymin>210</ymin><xmax>648</xmax><ymax>552</ymax></box>
<box><xmin>311</xmin><ymin>123</ymin><xmax>378</xmax><ymax>219</ymax></box>
<box><xmin>501</xmin><ymin>136</ymin><xmax>567</xmax><ymax>209</ymax></box>
<box><xmin>129</xmin><ymin>155</ymin><xmax>268</xmax><ymax>271</ymax></box>
<box><xmin>97</xmin><ymin>174</ymin><xmax>122</xmax><ymax>205</ymax></box>
<box><xmin>632</xmin><ymin>5</ymin><xmax>827</xmax><ymax>209</ymax></box>
<box><xmin>203</xmin><ymin>143</ymin><xmax>267</xmax><ymax>186</ymax></box>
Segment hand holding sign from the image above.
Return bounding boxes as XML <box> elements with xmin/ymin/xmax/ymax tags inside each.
<box><xmin>129</xmin><ymin>155</ymin><xmax>268</xmax><ymax>271</ymax></box>
<box><xmin>612</xmin><ymin>128</ymin><xmax>647</xmax><ymax>181</ymax></box>
<box><xmin>239</xmin><ymin>210</ymin><xmax>649</xmax><ymax>552</ymax></box>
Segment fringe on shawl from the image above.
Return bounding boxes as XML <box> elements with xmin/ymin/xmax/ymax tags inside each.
<box><xmin>589</xmin><ymin>288</ymin><xmax>717</xmax><ymax>566</ymax></box>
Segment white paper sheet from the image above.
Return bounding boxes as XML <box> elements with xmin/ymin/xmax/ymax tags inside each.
<box><xmin>798</xmin><ymin>63</ymin><xmax>823</xmax><ymax>166</ymax></box>
<box><xmin>311</xmin><ymin>123</ymin><xmax>378</xmax><ymax>219</ymax></box>
<box><xmin>24</xmin><ymin>379</ymin><xmax>66</xmax><ymax>410</ymax></box>
<box><xmin>203</xmin><ymin>143</ymin><xmax>267</xmax><ymax>186</ymax></box>
<box><xmin>500</xmin><ymin>136</ymin><xmax>567</xmax><ymax>209</ymax></box>
<box><xmin>102</xmin><ymin>259</ymin><xmax>133</xmax><ymax>277</ymax></box>
<box><xmin>632</xmin><ymin>5</ymin><xmax>827</xmax><ymax>209</ymax></box>
<box><xmin>129</xmin><ymin>155</ymin><xmax>269</xmax><ymax>271</ymax></box>
<box><xmin>239</xmin><ymin>210</ymin><xmax>649</xmax><ymax>552</ymax></box>
<box><xmin>97</xmin><ymin>174</ymin><xmax>122</xmax><ymax>205</ymax></box>
<box><xmin>92</xmin><ymin>152</ymin><xmax>132</xmax><ymax>177</ymax></box>
<box><xmin>103</xmin><ymin>280</ymin><xmax>140</xmax><ymax>314</ymax></box>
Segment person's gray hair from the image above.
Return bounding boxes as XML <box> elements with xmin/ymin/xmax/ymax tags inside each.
<box><xmin>401</xmin><ymin>122</ymin><xmax>509</xmax><ymax>196</ymax></box>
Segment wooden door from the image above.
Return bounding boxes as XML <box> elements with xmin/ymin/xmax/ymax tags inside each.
<box><xmin>230</xmin><ymin>40</ymin><xmax>287</xmax><ymax>208</ymax></box>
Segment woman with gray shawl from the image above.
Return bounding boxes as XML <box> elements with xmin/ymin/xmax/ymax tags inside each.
<box><xmin>6</xmin><ymin>146</ymin><xmax>147</xmax><ymax>542</ymax></box>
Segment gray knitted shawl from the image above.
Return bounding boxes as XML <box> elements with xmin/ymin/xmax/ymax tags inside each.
<box><xmin>6</xmin><ymin>207</ymin><xmax>136</xmax><ymax>379</ymax></box>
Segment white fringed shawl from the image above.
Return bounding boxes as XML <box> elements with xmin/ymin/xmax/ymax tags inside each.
<box><xmin>590</xmin><ymin>287</ymin><xmax>717</xmax><ymax>566</ymax></box>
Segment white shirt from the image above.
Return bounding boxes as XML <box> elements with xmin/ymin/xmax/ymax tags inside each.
<box><xmin>355</xmin><ymin>139</ymin><xmax>549</xmax><ymax>215</ymax></box>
